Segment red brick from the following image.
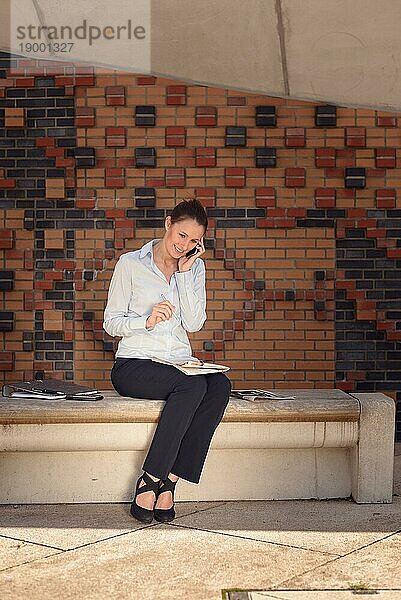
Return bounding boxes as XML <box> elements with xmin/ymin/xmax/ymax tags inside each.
<box><xmin>375</xmin><ymin>148</ymin><xmax>396</xmax><ymax>168</ymax></box>
<box><xmin>105</xmin><ymin>178</ymin><xmax>125</xmax><ymax>188</ymax></box>
<box><xmin>76</xmin><ymin>188</ymin><xmax>96</xmax><ymax>199</ymax></box>
<box><xmin>46</xmin><ymin>147</ymin><xmax>65</xmax><ymax>157</ymax></box>
<box><xmin>227</xmin><ymin>96</ymin><xmax>246</xmax><ymax>106</ymax></box>
<box><xmin>366</xmin><ymin>228</ymin><xmax>386</xmax><ymax>238</ymax></box>
<box><xmin>166</xmin><ymin>85</ymin><xmax>187</xmax><ymax>105</ymax></box>
<box><xmin>315</xmin><ymin>148</ymin><xmax>336</xmax><ymax>168</ymax></box>
<box><xmin>366</xmin><ymin>168</ymin><xmax>385</xmax><ymax>178</ymax></box>
<box><xmin>16</xmin><ymin>77</ymin><xmax>35</xmax><ymax>87</ymax></box>
<box><xmin>106</xmin><ymin>86</ymin><xmax>125</xmax><ymax>106</ymax></box>
<box><xmin>376</xmin><ymin>188</ymin><xmax>396</xmax><ymax>208</ymax></box>
<box><xmin>196</xmin><ymin>106</ymin><xmax>217</xmax><ymax>127</ymax></box>
<box><xmin>195</xmin><ymin>147</ymin><xmax>216</xmax><ymax>167</ymax></box>
<box><xmin>146</xmin><ymin>177</ymin><xmax>165</xmax><ymax>187</ymax></box>
<box><xmin>115</xmin><ymin>220</ymin><xmax>134</xmax><ymax>229</ymax></box>
<box><xmin>54</xmin><ymin>260</ymin><xmax>75</xmax><ymax>269</ymax></box>
<box><xmin>75</xmin><ymin>75</ymin><xmax>95</xmax><ymax>86</ymax></box>
<box><xmin>387</xmin><ymin>249</ymin><xmax>401</xmax><ymax>258</ymax></box>
<box><xmin>176</xmin><ymin>149</ymin><xmax>195</xmax><ymax>167</ymax></box>
<box><xmin>287</xmin><ymin>208</ymin><xmax>306</xmax><ymax>217</ymax></box>
<box><xmin>0</xmin><ymin>351</ymin><xmax>14</xmax><ymax>371</ymax></box>
<box><xmin>315</xmin><ymin>188</ymin><xmax>336</xmax><ymax>208</ymax></box>
<box><xmin>285</xmin><ymin>128</ymin><xmax>305</xmax><ymax>147</ymax></box>
<box><xmin>0</xmin><ymin>178</ymin><xmax>15</xmax><ymax>188</ymax></box>
<box><xmin>346</xmin><ymin>127</ymin><xmax>366</xmax><ymax>147</ymax></box>
<box><xmin>255</xmin><ymin>187</ymin><xmax>275</xmax><ymax>207</ymax></box>
<box><xmin>137</xmin><ymin>76</ymin><xmax>156</xmax><ymax>85</ymax></box>
<box><xmin>54</xmin><ymin>76</ymin><xmax>75</xmax><ymax>86</ymax></box>
<box><xmin>0</xmin><ymin>229</ymin><xmax>14</xmax><ymax>249</ymax></box>
<box><xmin>75</xmin><ymin>108</ymin><xmax>95</xmax><ymax>127</ymax></box>
<box><xmin>285</xmin><ymin>167</ymin><xmax>305</xmax><ymax>187</ymax></box>
<box><xmin>165</xmin><ymin>126</ymin><xmax>186</xmax><ymax>147</ymax></box>
<box><xmin>225</xmin><ymin>167</ymin><xmax>246</xmax><ymax>187</ymax></box>
<box><xmin>376</xmin><ymin>116</ymin><xmax>397</xmax><ymax>127</ymax></box>
<box><xmin>195</xmin><ymin>188</ymin><xmax>216</xmax><ymax>207</ymax></box>
<box><xmin>105</xmin><ymin>167</ymin><xmax>125</xmax><ymax>188</ymax></box>
<box><xmin>165</xmin><ymin>168</ymin><xmax>185</xmax><ymax>187</ymax></box>
<box><xmin>36</xmin><ymin>138</ymin><xmax>55</xmax><ymax>147</ymax></box>
<box><xmin>325</xmin><ymin>168</ymin><xmax>344</xmax><ymax>178</ymax></box>
<box><xmin>106</xmin><ymin>127</ymin><xmax>126</xmax><ymax>147</ymax></box>
<box><xmin>106</xmin><ymin>209</ymin><xmax>125</xmax><ymax>218</ymax></box>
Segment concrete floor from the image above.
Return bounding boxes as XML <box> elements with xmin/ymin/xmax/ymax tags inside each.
<box><xmin>0</xmin><ymin>445</ymin><xmax>400</xmax><ymax>600</ymax></box>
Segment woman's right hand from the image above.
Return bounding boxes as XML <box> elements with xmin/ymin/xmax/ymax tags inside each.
<box><xmin>146</xmin><ymin>300</ymin><xmax>175</xmax><ymax>329</ymax></box>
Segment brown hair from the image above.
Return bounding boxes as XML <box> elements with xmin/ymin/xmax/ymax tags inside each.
<box><xmin>169</xmin><ymin>198</ymin><xmax>208</xmax><ymax>231</ymax></box>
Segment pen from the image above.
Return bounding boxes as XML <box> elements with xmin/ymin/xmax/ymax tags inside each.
<box><xmin>160</xmin><ymin>293</ymin><xmax>180</xmax><ymax>322</ymax></box>
<box><xmin>31</xmin><ymin>388</ymin><xmax>65</xmax><ymax>395</ymax></box>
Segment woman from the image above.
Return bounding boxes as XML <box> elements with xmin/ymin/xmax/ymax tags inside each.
<box><xmin>103</xmin><ymin>198</ymin><xmax>231</xmax><ymax>524</ymax></box>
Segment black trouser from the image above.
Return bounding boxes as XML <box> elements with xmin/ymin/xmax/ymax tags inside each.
<box><xmin>111</xmin><ymin>358</ymin><xmax>231</xmax><ymax>484</ymax></box>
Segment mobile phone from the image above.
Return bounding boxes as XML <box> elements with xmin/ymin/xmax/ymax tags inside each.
<box><xmin>185</xmin><ymin>245</ymin><xmax>200</xmax><ymax>258</ymax></box>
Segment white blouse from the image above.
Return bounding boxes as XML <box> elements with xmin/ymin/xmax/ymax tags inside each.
<box><xmin>103</xmin><ymin>239</ymin><xmax>206</xmax><ymax>361</ymax></box>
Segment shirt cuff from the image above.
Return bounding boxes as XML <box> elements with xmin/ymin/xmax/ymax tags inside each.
<box><xmin>175</xmin><ymin>269</ymin><xmax>194</xmax><ymax>280</ymax></box>
<box><xmin>132</xmin><ymin>314</ymin><xmax>150</xmax><ymax>332</ymax></box>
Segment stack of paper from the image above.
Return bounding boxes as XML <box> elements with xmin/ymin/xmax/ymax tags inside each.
<box><xmin>231</xmin><ymin>389</ymin><xmax>296</xmax><ymax>401</ymax></box>
<box><xmin>2</xmin><ymin>379</ymin><xmax>103</xmax><ymax>401</ymax></box>
<box><xmin>151</xmin><ymin>357</ymin><xmax>230</xmax><ymax>375</ymax></box>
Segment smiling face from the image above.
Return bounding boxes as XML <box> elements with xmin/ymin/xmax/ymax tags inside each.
<box><xmin>164</xmin><ymin>216</ymin><xmax>205</xmax><ymax>259</ymax></box>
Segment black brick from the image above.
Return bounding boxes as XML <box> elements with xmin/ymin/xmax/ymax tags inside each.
<box><xmin>216</xmin><ymin>219</ymin><xmax>255</xmax><ymax>228</ymax></box>
<box><xmin>126</xmin><ymin>209</ymin><xmax>145</xmax><ymax>218</ymax></box>
<box><xmin>55</xmin><ymin>362</ymin><xmax>74</xmax><ymax>370</ymax></box>
<box><xmin>207</xmin><ymin>209</ymin><xmax>225</xmax><ymax>217</ymax></box>
<box><xmin>146</xmin><ymin>209</ymin><xmax>165</xmax><ymax>218</ymax></box>
<box><xmin>135</xmin><ymin>147</ymin><xmax>156</xmax><ymax>167</ymax></box>
<box><xmin>136</xmin><ymin>219</ymin><xmax>164</xmax><ymax>228</ymax></box>
<box><xmin>225</xmin><ymin>126</ymin><xmax>247</xmax><ymax>147</ymax></box>
<box><xmin>95</xmin><ymin>221</ymin><xmax>113</xmax><ymax>229</ymax></box>
<box><xmin>255</xmin><ymin>147</ymin><xmax>276</xmax><ymax>167</ymax></box>
<box><xmin>256</xmin><ymin>106</ymin><xmax>276</xmax><ymax>127</ymax></box>
<box><xmin>345</xmin><ymin>167</ymin><xmax>366</xmax><ymax>189</ymax></box>
<box><xmin>135</xmin><ymin>105</ymin><xmax>156</xmax><ymax>126</ymax></box>
<box><xmin>315</xmin><ymin>105</ymin><xmax>337</xmax><ymax>127</ymax></box>
<box><xmin>227</xmin><ymin>209</ymin><xmax>246</xmax><ymax>217</ymax></box>
<box><xmin>0</xmin><ymin>311</ymin><xmax>13</xmax><ymax>320</ymax></box>
<box><xmin>296</xmin><ymin>219</ymin><xmax>335</xmax><ymax>228</ymax></box>
<box><xmin>45</xmin><ymin>332</ymin><xmax>63</xmax><ymax>340</ymax></box>
<box><xmin>36</xmin><ymin>78</ymin><xmax>55</xmax><ymax>87</ymax></box>
<box><xmin>135</xmin><ymin>187</ymin><xmax>156</xmax><ymax>207</ymax></box>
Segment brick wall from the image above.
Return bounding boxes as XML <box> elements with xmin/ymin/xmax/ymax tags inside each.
<box><xmin>0</xmin><ymin>53</ymin><xmax>400</xmax><ymax>438</ymax></box>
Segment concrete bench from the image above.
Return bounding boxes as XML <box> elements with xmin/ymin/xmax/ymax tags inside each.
<box><xmin>0</xmin><ymin>390</ymin><xmax>395</xmax><ymax>504</ymax></box>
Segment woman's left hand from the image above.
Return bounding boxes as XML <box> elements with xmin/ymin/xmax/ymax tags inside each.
<box><xmin>178</xmin><ymin>237</ymin><xmax>205</xmax><ymax>272</ymax></box>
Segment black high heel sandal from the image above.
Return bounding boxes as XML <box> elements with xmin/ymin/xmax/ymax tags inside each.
<box><xmin>154</xmin><ymin>477</ymin><xmax>177</xmax><ymax>523</ymax></box>
<box><xmin>130</xmin><ymin>472</ymin><xmax>160</xmax><ymax>524</ymax></box>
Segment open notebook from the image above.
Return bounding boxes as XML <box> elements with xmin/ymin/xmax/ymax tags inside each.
<box><xmin>2</xmin><ymin>379</ymin><xmax>103</xmax><ymax>401</ymax></box>
<box><xmin>231</xmin><ymin>389</ymin><xmax>296</xmax><ymax>401</ymax></box>
<box><xmin>150</xmin><ymin>357</ymin><xmax>230</xmax><ymax>376</ymax></box>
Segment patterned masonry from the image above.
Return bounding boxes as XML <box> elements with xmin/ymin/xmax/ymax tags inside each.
<box><xmin>0</xmin><ymin>52</ymin><xmax>400</xmax><ymax>438</ymax></box>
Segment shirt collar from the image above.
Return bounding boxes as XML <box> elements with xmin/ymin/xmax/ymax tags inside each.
<box><xmin>139</xmin><ymin>239</ymin><xmax>160</xmax><ymax>259</ymax></box>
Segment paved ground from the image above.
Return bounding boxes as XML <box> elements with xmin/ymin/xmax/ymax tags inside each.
<box><xmin>0</xmin><ymin>445</ymin><xmax>400</xmax><ymax>600</ymax></box>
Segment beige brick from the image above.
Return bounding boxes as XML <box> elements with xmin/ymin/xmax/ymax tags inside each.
<box><xmin>45</xmin><ymin>230</ymin><xmax>64</xmax><ymax>250</ymax></box>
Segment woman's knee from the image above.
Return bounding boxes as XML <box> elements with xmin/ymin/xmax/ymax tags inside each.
<box><xmin>208</xmin><ymin>373</ymin><xmax>231</xmax><ymax>402</ymax></box>
<box><xmin>174</xmin><ymin>374</ymin><xmax>208</xmax><ymax>400</ymax></box>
